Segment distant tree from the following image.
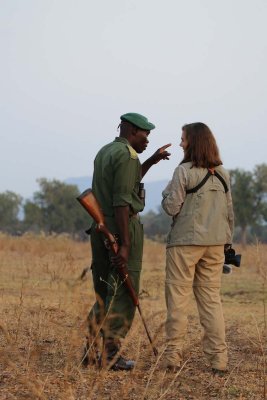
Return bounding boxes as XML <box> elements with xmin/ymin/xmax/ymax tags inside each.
<box><xmin>0</xmin><ymin>191</ymin><xmax>22</xmax><ymax>234</ymax></box>
<box><xmin>230</xmin><ymin>169</ymin><xmax>254</xmax><ymax>246</ymax></box>
<box><xmin>23</xmin><ymin>178</ymin><xmax>90</xmax><ymax>236</ymax></box>
<box><xmin>142</xmin><ymin>207</ymin><xmax>171</xmax><ymax>241</ymax></box>
<box><xmin>230</xmin><ymin>164</ymin><xmax>267</xmax><ymax>246</ymax></box>
<box><xmin>23</xmin><ymin>201</ymin><xmax>43</xmax><ymax>233</ymax></box>
<box><xmin>252</xmin><ymin>164</ymin><xmax>267</xmax><ymax>222</ymax></box>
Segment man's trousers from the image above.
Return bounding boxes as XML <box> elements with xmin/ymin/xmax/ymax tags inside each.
<box><xmin>88</xmin><ymin>217</ymin><xmax>143</xmax><ymax>340</ymax></box>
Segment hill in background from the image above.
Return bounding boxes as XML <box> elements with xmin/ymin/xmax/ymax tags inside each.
<box><xmin>65</xmin><ymin>176</ymin><xmax>169</xmax><ymax>212</ymax></box>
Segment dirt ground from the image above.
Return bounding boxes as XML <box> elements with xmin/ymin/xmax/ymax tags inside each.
<box><xmin>0</xmin><ymin>234</ymin><xmax>266</xmax><ymax>400</ymax></box>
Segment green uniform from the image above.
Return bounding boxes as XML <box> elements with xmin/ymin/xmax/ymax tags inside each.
<box><xmin>89</xmin><ymin>137</ymin><xmax>144</xmax><ymax>340</ymax></box>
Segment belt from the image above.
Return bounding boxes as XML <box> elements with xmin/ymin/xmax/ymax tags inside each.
<box><xmin>104</xmin><ymin>213</ymin><xmax>139</xmax><ymax>218</ymax></box>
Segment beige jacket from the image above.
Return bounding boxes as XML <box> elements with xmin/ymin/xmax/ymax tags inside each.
<box><xmin>162</xmin><ymin>162</ymin><xmax>234</xmax><ymax>247</ymax></box>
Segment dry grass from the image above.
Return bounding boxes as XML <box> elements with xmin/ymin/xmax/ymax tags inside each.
<box><xmin>0</xmin><ymin>233</ymin><xmax>267</xmax><ymax>399</ymax></box>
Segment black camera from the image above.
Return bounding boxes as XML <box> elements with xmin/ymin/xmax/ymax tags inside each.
<box><xmin>223</xmin><ymin>247</ymin><xmax>241</xmax><ymax>274</ymax></box>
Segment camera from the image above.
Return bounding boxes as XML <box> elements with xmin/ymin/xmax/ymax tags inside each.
<box><xmin>223</xmin><ymin>247</ymin><xmax>241</xmax><ymax>274</ymax></box>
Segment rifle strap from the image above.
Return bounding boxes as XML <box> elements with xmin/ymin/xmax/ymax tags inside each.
<box><xmin>186</xmin><ymin>168</ymin><xmax>229</xmax><ymax>194</ymax></box>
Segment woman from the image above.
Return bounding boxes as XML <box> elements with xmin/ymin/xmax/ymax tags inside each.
<box><xmin>161</xmin><ymin>122</ymin><xmax>234</xmax><ymax>374</ymax></box>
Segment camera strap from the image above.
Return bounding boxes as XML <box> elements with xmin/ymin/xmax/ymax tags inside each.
<box><xmin>186</xmin><ymin>168</ymin><xmax>229</xmax><ymax>194</ymax></box>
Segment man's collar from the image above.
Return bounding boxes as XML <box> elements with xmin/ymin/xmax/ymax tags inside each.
<box><xmin>114</xmin><ymin>136</ymin><xmax>130</xmax><ymax>145</ymax></box>
<box><xmin>114</xmin><ymin>136</ymin><xmax>138</xmax><ymax>159</ymax></box>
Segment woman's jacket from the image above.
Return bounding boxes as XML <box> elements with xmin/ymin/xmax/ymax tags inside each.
<box><xmin>162</xmin><ymin>162</ymin><xmax>234</xmax><ymax>248</ymax></box>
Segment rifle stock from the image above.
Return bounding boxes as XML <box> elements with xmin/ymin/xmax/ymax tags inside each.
<box><xmin>77</xmin><ymin>189</ymin><xmax>118</xmax><ymax>253</ymax></box>
<box><xmin>76</xmin><ymin>188</ymin><xmax>158</xmax><ymax>356</ymax></box>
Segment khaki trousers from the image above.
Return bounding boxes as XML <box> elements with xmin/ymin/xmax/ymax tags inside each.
<box><xmin>165</xmin><ymin>245</ymin><xmax>227</xmax><ymax>370</ymax></box>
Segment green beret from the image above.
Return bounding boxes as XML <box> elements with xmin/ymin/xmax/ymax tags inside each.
<box><xmin>120</xmin><ymin>112</ymin><xmax>155</xmax><ymax>130</ymax></box>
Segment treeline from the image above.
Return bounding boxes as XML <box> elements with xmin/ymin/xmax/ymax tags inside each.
<box><xmin>0</xmin><ymin>178</ymin><xmax>90</xmax><ymax>239</ymax></box>
<box><xmin>0</xmin><ymin>164</ymin><xmax>267</xmax><ymax>245</ymax></box>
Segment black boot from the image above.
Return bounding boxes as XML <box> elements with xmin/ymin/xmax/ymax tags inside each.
<box><xmin>81</xmin><ymin>336</ymin><xmax>100</xmax><ymax>367</ymax></box>
<box><xmin>212</xmin><ymin>368</ymin><xmax>226</xmax><ymax>377</ymax></box>
<box><xmin>101</xmin><ymin>340</ymin><xmax>135</xmax><ymax>371</ymax></box>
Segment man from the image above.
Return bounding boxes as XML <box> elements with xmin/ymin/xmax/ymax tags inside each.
<box><xmin>84</xmin><ymin>112</ymin><xmax>171</xmax><ymax>371</ymax></box>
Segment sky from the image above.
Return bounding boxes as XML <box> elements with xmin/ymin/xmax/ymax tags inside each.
<box><xmin>1</xmin><ymin>0</ymin><xmax>266</xmax><ymax>199</ymax></box>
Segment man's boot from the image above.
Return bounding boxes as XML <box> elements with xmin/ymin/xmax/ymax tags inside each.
<box><xmin>81</xmin><ymin>336</ymin><xmax>100</xmax><ymax>367</ymax></box>
<box><xmin>101</xmin><ymin>339</ymin><xmax>135</xmax><ymax>371</ymax></box>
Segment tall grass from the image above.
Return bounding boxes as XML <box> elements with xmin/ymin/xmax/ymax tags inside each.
<box><xmin>0</xmin><ymin>233</ymin><xmax>267</xmax><ymax>399</ymax></box>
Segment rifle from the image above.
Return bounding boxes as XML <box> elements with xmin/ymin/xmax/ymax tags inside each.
<box><xmin>77</xmin><ymin>188</ymin><xmax>158</xmax><ymax>357</ymax></box>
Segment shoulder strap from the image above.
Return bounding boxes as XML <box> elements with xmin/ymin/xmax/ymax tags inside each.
<box><xmin>186</xmin><ymin>170</ymin><xmax>212</xmax><ymax>194</ymax></box>
<box><xmin>214</xmin><ymin>171</ymin><xmax>229</xmax><ymax>193</ymax></box>
<box><xmin>186</xmin><ymin>168</ymin><xmax>228</xmax><ymax>194</ymax></box>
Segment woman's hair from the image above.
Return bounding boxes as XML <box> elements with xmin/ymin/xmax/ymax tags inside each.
<box><xmin>181</xmin><ymin>122</ymin><xmax>222</xmax><ymax>168</ymax></box>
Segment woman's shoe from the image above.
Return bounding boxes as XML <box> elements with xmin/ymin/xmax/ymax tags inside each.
<box><xmin>212</xmin><ymin>368</ymin><xmax>226</xmax><ymax>377</ymax></box>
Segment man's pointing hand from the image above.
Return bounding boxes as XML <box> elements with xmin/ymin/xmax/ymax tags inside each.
<box><xmin>151</xmin><ymin>143</ymin><xmax>172</xmax><ymax>164</ymax></box>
